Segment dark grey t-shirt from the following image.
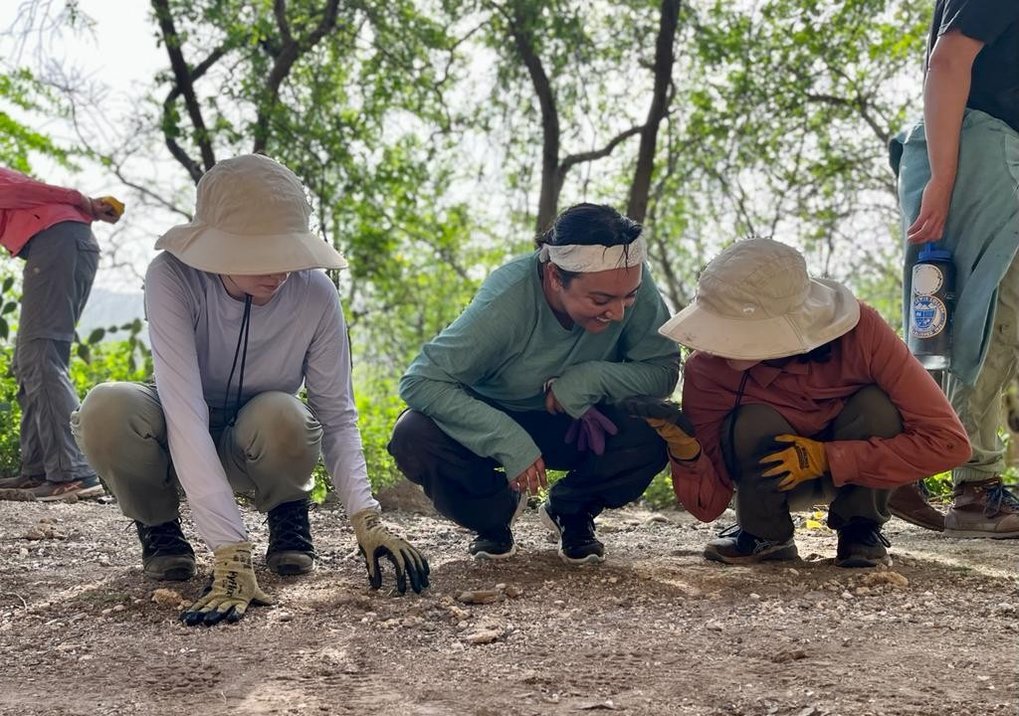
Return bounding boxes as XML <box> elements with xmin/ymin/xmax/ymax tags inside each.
<box><xmin>928</xmin><ymin>0</ymin><xmax>1019</xmax><ymax>132</ymax></box>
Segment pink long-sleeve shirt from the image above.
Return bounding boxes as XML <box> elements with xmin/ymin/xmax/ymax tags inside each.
<box><xmin>672</xmin><ymin>302</ymin><xmax>972</xmax><ymax>522</ymax></box>
<box><xmin>0</xmin><ymin>167</ymin><xmax>92</xmax><ymax>256</ymax></box>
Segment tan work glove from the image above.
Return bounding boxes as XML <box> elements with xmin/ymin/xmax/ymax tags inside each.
<box><xmin>351</xmin><ymin>508</ymin><xmax>430</xmax><ymax>595</ymax></box>
<box><xmin>759</xmin><ymin>434</ymin><xmax>829</xmax><ymax>491</ymax></box>
<box><xmin>180</xmin><ymin>541</ymin><xmax>273</xmax><ymax>626</ymax></box>
<box><xmin>620</xmin><ymin>397</ymin><xmax>701</xmax><ymax>461</ymax></box>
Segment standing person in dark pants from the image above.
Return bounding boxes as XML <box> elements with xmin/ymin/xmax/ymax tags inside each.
<box><xmin>0</xmin><ymin>167</ymin><xmax>122</xmax><ymax>500</ymax></box>
<box><xmin>891</xmin><ymin>0</ymin><xmax>1019</xmax><ymax>538</ymax></box>
<box><xmin>632</xmin><ymin>239</ymin><xmax>971</xmax><ymax>567</ymax></box>
<box><xmin>389</xmin><ymin>204</ymin><xmax>679</xmax><ymax>564</ymax></box>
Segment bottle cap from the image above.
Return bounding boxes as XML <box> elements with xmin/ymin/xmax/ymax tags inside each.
<box><xmin>918</xmin><ymin>242</ymin><xmax>952</xmax><ymax>262</ymax></box>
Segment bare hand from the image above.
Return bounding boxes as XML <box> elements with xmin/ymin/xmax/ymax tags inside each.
<box><xmin>906</xmin><ymin>178</ymin><xmax>952</xmax><ymax>244</ymax></box>
<box><xmin>511</xmin><ymin>456</ymin><xmax>547</xmax><ymax>495</ymax></box>
<box><xmin>544</xmin><ymin>386</ymin><xmax>564</xmax><ymax>414</ymax></box>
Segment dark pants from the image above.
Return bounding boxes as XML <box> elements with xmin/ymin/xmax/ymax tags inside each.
<box><xmin>388</xmin><ymin>404</ymin><xmax>668</xmax><ymax>535</ymax></box>
<box><xmin>13</xmin><ymin>222</ymin><xmax>99</xmax><ymax>483</ymax></box>
<box><xmin>722</xmin><ymin>385</ymin><xmax>900</xmax><ymax>541</ymax></box>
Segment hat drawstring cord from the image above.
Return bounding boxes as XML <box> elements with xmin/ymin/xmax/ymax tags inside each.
<box><xmin>725</xmin><ymin>370</ymin><xmax>751</xmax><ymax>481</ymax></box>
<box><xmin>223</xmin><ymin>295</ymin><xmax>253</xmax><ymax>426</ymax></box>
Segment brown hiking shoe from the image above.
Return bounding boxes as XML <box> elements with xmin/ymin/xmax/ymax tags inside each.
<box><xmin>0</xmin><ymin>475</ymin><xmax>44</xmax><ymax>490</ymax></box>
<box><xmin>888</xmin><ymin>482</ymin><xmax>944</xmax><ymax>532</ymax></box>
<box><xmin>944</xmin><ymin>478</ymin><xmax>1019</xmax><ymax>539</ymax></box>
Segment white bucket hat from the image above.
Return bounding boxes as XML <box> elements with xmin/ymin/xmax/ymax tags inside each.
<box><xmin>155</xmin><ymin>154</ymin><xmax>348</xmax><ymax>275</ymax></box>
<box><xmin>659</xmin><ymin>238</ymin><xmax>860</xmax><ymax>360</ymax></box>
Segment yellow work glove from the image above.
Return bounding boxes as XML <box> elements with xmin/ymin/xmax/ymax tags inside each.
<box><xmin>759</xmin><ymin>434</ymin><xmax>829</xmax><ymax>491</ymax></box>
<box><xmin>180</xmin><ymin>541</ymin><xmax>273</xmax><ymax>627</ymax></box>
<box><xmin>620</xmin><ymin>397</ymin><xmax>701</xmax><ymax>461</ymax></box>
<box><xmin>351</xmin><ymin>509</ymin><xmax>430</xmax><ymax>595</ymax></box>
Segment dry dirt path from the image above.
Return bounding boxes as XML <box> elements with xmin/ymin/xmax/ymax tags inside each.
<box><xmin>0</xmin><ymin>492</ymin><xmax>1016</xmax><ymax>716</ymax></box>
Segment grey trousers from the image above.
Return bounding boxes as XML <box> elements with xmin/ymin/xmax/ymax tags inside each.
<box><xmin>71</xmin><ymin>382</ymin><xmax>322</xmax><ymax>526</ymax></box>
<box><xmin>947</xmin><ymin>253</ymin><xmax>1019</xmax><ymax>484</ymax></box>
<box><xmin>722</xmin><ymin>386</ymin><xmax>899</xmax><ymax>541</ymax></box>
<box><xmin>13</xmin><ymin>222</ymin><xmax>98</xmax><ymax>483</ymax></box>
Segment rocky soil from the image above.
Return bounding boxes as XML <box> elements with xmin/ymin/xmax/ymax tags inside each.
<box><xmin>0</xmin><ymin>485</ymin><xmax>1016</xmax><ymax>716</ymax></box>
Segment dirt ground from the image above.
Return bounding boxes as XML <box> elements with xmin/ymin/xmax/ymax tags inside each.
<box><xmin>0</xmin><ymin>484</ymin><xmax>1016</xmax><ymax>716</ymax></box>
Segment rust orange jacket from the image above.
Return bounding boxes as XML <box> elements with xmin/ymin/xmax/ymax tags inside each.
<box><xmin>671</xmin><ymin>302</ymin><xmax>971</xmax><ymax>522</ymax></box>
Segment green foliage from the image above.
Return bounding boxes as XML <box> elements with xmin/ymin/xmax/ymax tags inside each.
<box><xmin>0</xmin><ymin>339</ymin><xmax>152</xmax><ymax>477</ymax></box>
<box><xmin>0</xmin><ymin>68</ymin><xmax>75</xmax><ymax>173</ymax></box>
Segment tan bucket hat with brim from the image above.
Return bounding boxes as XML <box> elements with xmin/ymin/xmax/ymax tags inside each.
<box><xmin>155</xmin><ymin>153</ymin><xmax>348</xmax><ymax>275</ymax></box>
<box><xmin>659</xmin><ymin>238</ymin><xmax>860</xmax><ymax>360</ymax></box>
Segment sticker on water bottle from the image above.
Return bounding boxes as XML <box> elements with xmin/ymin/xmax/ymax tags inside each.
<box><xmin>911</xmin><ymin>264</ymin><xmax>944</xmax><ymax>296</ymax></box>
<box><xmin>910</xmin><ymin>294</ymin><xmax>948</xmax><ymax>338</ymax></box>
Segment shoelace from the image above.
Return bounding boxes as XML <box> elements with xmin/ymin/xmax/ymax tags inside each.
<box><xmin>136</xmin><ymin>522</ymin><xmax>189</xmax><ymax>555</ymax></box>
<box><xmin>266</xmin><ymin>503</ymin><xmax>314</xmax><ymax>553</ymax></box>
<box><xmin>984</xmin><ymin>483</ymin><xmax>1019</xmax><ymax>517</ymax></box>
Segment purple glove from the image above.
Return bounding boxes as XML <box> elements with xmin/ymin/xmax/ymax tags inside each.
<box><xmin>564</xmin><ymin>407</ymin><xmax>619</xmax><ymax>455</ymax></box>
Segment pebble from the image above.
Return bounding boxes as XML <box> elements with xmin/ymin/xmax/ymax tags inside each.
<box><xmin>464</xmin><ymin>628</ymin><xmax>502</xmax><ymax>645</ymax></box>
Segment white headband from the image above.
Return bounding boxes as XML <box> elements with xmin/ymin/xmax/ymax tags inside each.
<box><xmin>538</xmin><ymin>237</ymin><xmax>646</xmax><ymax>272</ymax></box>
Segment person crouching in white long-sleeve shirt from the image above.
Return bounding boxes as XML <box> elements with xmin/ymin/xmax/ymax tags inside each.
<box><xmin>72</xmin><ymin>154</ymin><xmax>429</xmax><ymax>627</ymax></box>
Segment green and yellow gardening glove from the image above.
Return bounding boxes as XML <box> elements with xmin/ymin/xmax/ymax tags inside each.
<box><xmin>620</xmin><ymin>397</ymin><xmax>701</xmax><ymax>461</ymax></box>
<box><xmin>351</xmin><ymin>509</ymin><xmax>430</xmax><ymax>595</ymax></box>
<box><xmin>180</xmin><ymin>541</ymin><xmax>273</xmax><ymax>627</ymax></box>
<box><xmin>759</xmin><ymin>434</ymin><xmax>829</xmax><ymax>491</ymax></box>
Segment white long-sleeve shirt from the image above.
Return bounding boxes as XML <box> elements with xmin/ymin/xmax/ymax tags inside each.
<box><xmin>144</xmin><ymin>252</ymin><xmax>378</xmax><ymax>549</ymax></box>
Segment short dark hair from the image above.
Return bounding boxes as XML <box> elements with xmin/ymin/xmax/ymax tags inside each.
<box><xmin>536</xmin><ymin>203</ymin><xmax>643</xmax><ymax>286</ymax></box>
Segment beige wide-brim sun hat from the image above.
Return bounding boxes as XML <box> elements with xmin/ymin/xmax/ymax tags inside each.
<box><xmin>659</xmin><ymin>238</ymin><xmax>860</xmax><ymax>360</ymax></box>
<box><xmin>155</xmin><ymin>154</ymin><xmax>348</xmax><ymax>275</ymax></box>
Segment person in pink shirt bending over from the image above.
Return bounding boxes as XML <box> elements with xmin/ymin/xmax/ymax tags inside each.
<box><xmin>628</xmin><ymin>239</ymin><xmax>971</xmax><ymax>568</ymax></box>
<box><xmin>0</xmin><ymin>167</ymin><xmax>122</xmax><ymax>500</ymax></box>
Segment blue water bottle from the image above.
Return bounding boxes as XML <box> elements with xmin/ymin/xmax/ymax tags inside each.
<box><xmin>907</xmin><ymin>243</ymin><xmax>954</xmax><ymax>370</ymax></box>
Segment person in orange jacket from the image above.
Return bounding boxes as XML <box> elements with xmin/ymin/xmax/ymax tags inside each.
<box><xmin>0</xmin><ymin>166</ymin><xmax>122</xmax><ymax>500</ymax></box>
<box><xmin>629</xmin><ymin>239</ymin><xmax>971</xmax><ymax>567</ymax></box>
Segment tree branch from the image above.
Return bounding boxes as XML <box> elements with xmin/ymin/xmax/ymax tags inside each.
<box><xmin>253</xmin><ymin>0</ymin><xmax>341</xmax><ymax>153</ymax></box>
<box><xmin>151</xmin><ymin>0</ymin><xmax>216</xmax><ymax>182</ymax></box>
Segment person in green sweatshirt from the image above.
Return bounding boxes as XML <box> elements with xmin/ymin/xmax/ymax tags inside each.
<box><xmin>389</xmin><ymin>203</ymin><xmax>681</xmax><ymax>564</ymax></box>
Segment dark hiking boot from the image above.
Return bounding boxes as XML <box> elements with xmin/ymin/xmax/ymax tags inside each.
<box><xmin>944</xmin><ymin>478</ymin><xmax>1019</xmax><ymax>539</ymax></box>
<box><xmin>836</xmin><ymin>521</ymin><xmax>891</xmax><ymax>568</ymax></box>
<box><xmin>888</xmin><ymin>481</ymin><xmax>944</xmax><ymax>532</ymax></box>
<box><xmin>135</xmin><ymin>519</ymin><xmax>196</xmax><ymax>581</ymax></box>
<box><xmin>539</xmin><ymin>503</ymin><xmax>605</xmax><ymax>565</ymax></box>
<box><xmin>469</xmin><ymin>527</ymin><xmax>517</xmax><ymax>560</ymax></box>
<box><xmin>703</xmin><ymin>524</ymin><xmax>798</xmax><ymax>565</ymax></box>
<box><xmin>266</xmin><ymin>499</ymin><xmax>316</xmax><ymax>575</ymax></box>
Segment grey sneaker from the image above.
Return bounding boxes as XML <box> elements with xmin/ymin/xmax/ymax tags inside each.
<box><xmin>135</xmin><ymin>519</ymin><xmax>196</xmax><ymax>581</ymax></box>
<box><xmin>703</xmin><ymin>524</ymin><xmax>798</xmax><ymax>565</ymax></box>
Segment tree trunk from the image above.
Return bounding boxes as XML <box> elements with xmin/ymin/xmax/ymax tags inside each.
<box><xmin>627</xmin><ymin>0</ymin><xmax>680</xmax><ymax>223</ymax></box>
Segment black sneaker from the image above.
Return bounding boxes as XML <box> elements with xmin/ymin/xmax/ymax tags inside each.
<box><xmin>703</xmin><ymin>524</ymin><xmax>798</xmax><ymax>565</ymax></box>
<box><xmin>836</xmin><ymin>521</ymin><xmax>891</xmax><ymax>568</ymax></box>
<box><xmin>266</xmin><ymin>499</ymin><xmax>316</xmax><ymax>575</ymax></box>
<box><xmin>135</xmin><ymin>519</ymin><xmax>196</xmax><ymax>581</ymax></box>
<box><xmin>469</xmin><ymin>527</ymin><xmax>517</xmax><ymax>560</ymax></box>
<box><xmin>539</xmin><ymin>503</ymin><xmax>605</xmax><ymax>565</ymax></box>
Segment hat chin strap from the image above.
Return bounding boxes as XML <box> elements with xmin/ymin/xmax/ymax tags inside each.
<box><xmin>538</xmin><ymin>237</ymin><xmax>646</xmax><ymax>272</ymax></box>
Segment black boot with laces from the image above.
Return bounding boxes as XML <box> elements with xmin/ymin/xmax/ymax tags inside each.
<box><xmin>836</xmin><ymin>520</ymin><xmax>892</xmax><ymax>568</ymax></box>
<box><xmin>266</xmin><ymin>499</ymin><xmax>316</xmax><ymax>575</ymax></box>
<box><xmin>135</xmin><ymin>519</ymin><xmax>196</xmax><ymax>581</ymax></box>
